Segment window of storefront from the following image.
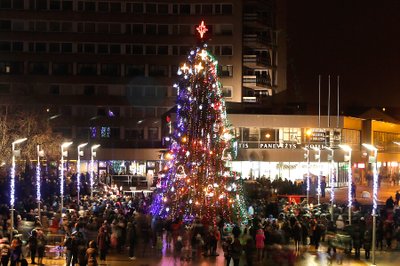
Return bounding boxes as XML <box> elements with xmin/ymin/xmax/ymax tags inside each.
<box><xmin>241</xmin><ymin>127</ymin><xmax>259</xmax><ymax>141</ymax></box>
<box><xmin>260</xmin><ymin>128</ymin><xmax>277</xmax><ymax>141</ymax></box>
<box><xmin>281</xmin><ymin>128</ymin><xmax>301</xmax><ymax>143</ymax></box>
<box><xmin>340</xmin><ymin>128</ymin><xmax>359</xmax><ymax>149</ymax></box>
<box><xmin>374</xmin><ymin>131</ymin><xmax>400</xmax><ymax>152</ymax></box>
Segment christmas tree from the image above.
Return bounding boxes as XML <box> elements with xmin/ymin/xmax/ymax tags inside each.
<box><xmin>151</xmin><ymin>21</ymin><xmax>247</xmax><ymax>224</ymax></box>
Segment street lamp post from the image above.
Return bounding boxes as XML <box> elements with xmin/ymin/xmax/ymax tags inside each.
<box><xmin>90</xmin><ymin>144</ymin><xmax>100</xmax><ymax>198</ymax></box>
<box><xmin>36</xmin><ymin>145</ymin><xmax>44</xmax><ymax>222</ymax></box>
<box><xmin>312</xmin><ymin>147</ymin><xmax>322</xmax><ymax>205</ymax></box>
<box><xmin>10</xmin><ymin>137</ymin><xmax>27</xmax><ymax>235</ymax></box>
<box><xmin>77</xmin><ymin>143</ymin><xmax>88</xmax><ymax>206</ymax></box>
<box><xmin>303</xmin><ymin>147</ymin><xmax>310</xmax><ymax>206</ymax></box>
<box><xmin>340</xmin><ymin>144</ymin><xmax>352</xmax><ymax>225</ymax></box>
<box><xmin>326</xmin><ymin>147</ymin><xmax>335</xmax><ymax>221</ymax></box>
<box><xmin>60</xmin><ymin>142</ymin><xmax>73</xmax><ymax>214</ymax></box>
<box><xmin>363</xmin><ymin>143</ymin><xmax>378</xmax><ymax>266</ymax></box>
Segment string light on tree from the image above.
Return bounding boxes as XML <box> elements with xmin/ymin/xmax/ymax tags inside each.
<box><xmin>151</xmin><ymin>21</ymin><xmax>247</xmax><ymax>224</ymax></box>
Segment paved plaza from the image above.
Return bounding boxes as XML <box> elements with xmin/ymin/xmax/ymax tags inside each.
<box><xmin>40</xmin><ymin>246</ymin><xmax>400</xmax><ymax>266</ymax></box>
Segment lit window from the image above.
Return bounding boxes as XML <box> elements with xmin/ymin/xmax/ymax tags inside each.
<box><xmin>90</xmin><ymin>127</ymin><xmax>97</xmax><ymax>138</ymax></box>
<box><xmin>101</xmin><ymin>127</ymin><xmax>110</xmax><ymax>138</ymax></box>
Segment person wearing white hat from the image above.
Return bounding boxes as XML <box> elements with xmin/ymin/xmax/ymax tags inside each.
<box><xmin>336</xmin><ymin>215</ymin><xmax>344</xmax><ymax>230</ymax></box>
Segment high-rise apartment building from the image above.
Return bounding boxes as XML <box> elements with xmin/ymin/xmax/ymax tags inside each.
<box><xmin>0</xmin><ymin>0</ymin><xmax>286</xmax><ymax>171</ymax></box>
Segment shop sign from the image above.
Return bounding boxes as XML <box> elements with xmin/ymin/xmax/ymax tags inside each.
<box><xmin>259</xmin><ymin>143</ymin><xmax>297</xmax><ymax>149</ymax></box>
<box><xmin>311</xmin><ymin>128</ymin><xmax>326</xmax><ymax>142</ymax></box>
<box><xmin>304</xmin><ymin>144</ymin><xmax>326</xmax><ymax>149</ymax></box>
<box><xmin>238</xmin><ymin>142</ymin><xmax>327</xmax><ymax>150</ymax></box>
<box><xmin>238</xmin><ymin>142</ymin><xmax>297</xmax><ymax>149</ymax></box>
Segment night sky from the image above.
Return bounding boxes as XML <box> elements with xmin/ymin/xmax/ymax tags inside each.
<box><xmin>286</xmin><ymin>1</ymin><xmax>400</xmax><ymax>108</ymax></box>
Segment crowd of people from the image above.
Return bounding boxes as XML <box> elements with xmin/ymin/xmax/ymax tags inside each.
<box><xmin>0</xmin><ymin>169</ymin><xmax>400</xmax><ymax>265</ymax></box>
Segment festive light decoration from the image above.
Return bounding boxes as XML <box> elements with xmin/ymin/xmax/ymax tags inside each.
<box><xmin>36</xmin><ymin>152</ymin><xmax>41</xmax><ymax>203</ymax></box>
<box><xmin>362</xmin><ymin>143</ymin><xmax>378</xmax><ymax>265</ymax></box>
<box><xmin>151</xmin><ymin>21</ymin><xmax>247</xmax><ymax>224</ymax></box>
<box><xmin>77</xmin><ymin>143</ymin><xmax>88</xmax><ymax>205</ymax></box>
<box><xmin>36</xmin><ymin>144</ymin><xmax>45</xmax><ymax>220</ymax></box>
<box><xmin>312</xmin><ymin>147</ymin><xmax>322</xmax><ymax>205</ymax></box>
<box><xmin>10</xmin><ymin>138</ymin><xmax>27</xmax><ymax>232</ymax></box>
<box><xmin>196</xmin><ymin>21</ymin><xmax>208</xmax><ymax>38</ymax></box>
<box><xmin>340</xmin><ymin>144</ymin><xmax>352</xmax><ymax>224</ymax></box>
<box><xmin>10</xmin><ymin>157</ymin><xmax>15</xmax><ymax>208</ymax></box>
<box><xmin>90</xmin><ymin>144</ymin><xmax>100</xmax><ymax>198</ymax></box>
<box><xmin>326</xmin><ymin>147</ymin><xmax>335</xmax><ymax>221</ymax></box>
<box><xmin>303</xmin><ymin>147</ymin><xmax>311</xmax><ymax>205</ymax></box>
<box><xmin>60</xmin><ymin>141</ymin><xmax>73</xmax><ymax>212</ymax></box>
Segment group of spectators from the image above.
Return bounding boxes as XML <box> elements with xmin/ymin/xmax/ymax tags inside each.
<box><xmin>1</xmin><ymin>170</ymin><xmax>400</xmax><ymax>266</ymax></box>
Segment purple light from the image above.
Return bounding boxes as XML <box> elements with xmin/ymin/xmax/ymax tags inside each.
<box><xmin>90</xmin><ymin>127</ymin><xmax>96</xmax><ymax>138</ymax></box>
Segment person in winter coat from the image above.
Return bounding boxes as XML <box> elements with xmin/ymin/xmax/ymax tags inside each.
<box><xmin>173</xmin><ymin>236</ymin><xmax>184</xmax><ymax>263</ymax></box>
<box><xmin>86</xmin><ymin>240</ymin><xmax>98</xmax><ymax>266</ymax></box>
<box><xmin>384</xmin><ymin>220</ymin><xmax>394</xmax><ymax>249</ymax></box>
<box><xmin>244</xmin><ymin>237</ymin><xmax>255</xmax><ymax>266</ymax></box>
<box><xmin>10</xmin><ymin>237</ymin><xmax>22</xmax><ymax>266</ymax></box>
<box><xmin>27</xmin><ymin>230</ymin><xmax>38</xmax><ymax>264</ymax></box>
<box><xmin>127</xmin><ymin>222</ymin><xmax>137</xmax><ymax>260</ymax></box>
<box><xmin>312</xmin><ymin>222</ymin><xmax>322</xmax><ymax>250</ymax></box>
<box><xmin>292</xmin><ymin>221</ymin><xmax>303</xmax><ymax>253</ymax></box>
<box><xmin>65</xmin><ymin>232</ymin><xmax>79</xmax><ymax>266</ymax></box>
<box><xmin>352</xmin><ymin>222</ymin><xmax>362</xmax><ymax>259</ymax></box>
<box><xmin>97</xmin><ymin>226</ymin><xmax>109</xmax><ymax>261</ymax></box>
<box><xmin>75</xmin><ymin>232</ymin><xmax>87</xmax><ymax>266</ymax></box>
<box><xmin>230</xmin><ymin>229</ymin><xmax>243</xmax><ymax>266</ymax></box>
<box><xmin>255</xmin><ymin>229</ymin><xmax>265</xmax><ymax>262</ymax></box>
<box><xmin>0</xmin><ymin>238</ymin><xmax>11</xmax><ymax>266</ymax></box>
<box><xmin>363</xmin><ymin>228</ymin><xmax>372</xmax><ymax>259</ymax></box>
<box><xmin>222</xmin><ymin>236</ymin><xmax>232</xmax><ymax>266</ymax></box>
<box><xmin>36</xmin><ymin>229</ymin><xmax>47</xmax><ymax>266</ymax></box>
<box><xmin>209</xmin><ymin>227</ymin><xmax>219</xmax><ymax>256</ymax></box>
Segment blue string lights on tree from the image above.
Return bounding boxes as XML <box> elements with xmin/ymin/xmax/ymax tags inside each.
<box><xmin>151</xmin><ymin>21</ymin><xmax>247</xmax><ymax>224</ymax></box>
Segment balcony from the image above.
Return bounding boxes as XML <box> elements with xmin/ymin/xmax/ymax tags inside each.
<box><xmin>243</xmin><ymin>54</ymin><xmax>271</xmax><ymax>68</ymax></box>
<box><xmin>243</xmin><ymin>75</ymin><xmax>272</xmax><ymax>90</ymax></box>
<box><xmin>242</xmin><ymin>96</ymin><xmax>259</xmax><ymax>103</ymax></box>
<box><xmin>243</xmin><ymin>12</ymin><xmax>273</xmax><ymax>27</ymax></box>
<box><xmin>243</xmin><ymin>34</ymin><xmax>272</xmax><ymax>48</ymax></box>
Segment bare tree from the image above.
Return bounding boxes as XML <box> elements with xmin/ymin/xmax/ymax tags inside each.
<box><xmin>0</xmin><ymin>105</ymin><xmax>62</xmax><ymax>173</ymax></box>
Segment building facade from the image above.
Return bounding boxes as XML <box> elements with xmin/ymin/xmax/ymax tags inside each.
<box><xmin>0</xmin><ymin>0</ymin><xmax>286</xmax><ymax>171</ymax></box>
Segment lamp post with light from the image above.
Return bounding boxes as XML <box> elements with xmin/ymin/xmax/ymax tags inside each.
<box><xmin>326</xmin><ymin>147</ymin><xmax>335</xmax><ymax>221</ymax></box>
<box><xmin>362</xmin><ymin>143</ymin><xmax>378</xmax><ymax>266</ymax></box>
<box><xmin>10</xmin><ymin>137</ymin><xmax>27</xmax><ymax>234</ymax></box>
<box><xmin>60</xmin><ymin>142</ymin><xmax>73</xmax><ymax>213</ymax></box>
<box><xmin>303</xmin><ymin>147</ymin><xmax>310</xmax><ymax>206</ymax></box>
<box><xmin>339</xmin><ymin>144</ymin><xmax>352</xmax><ymax>225</ymax></box>
<box><xmin>36</xmin><ymin>145</ymin><xmax>44</xmax><ymax>222</ymax></box>
<box><xmin>312</xmin><ymin>147</ymin><xmax>322</xmax><ymax>205</ymax></box>
<box><xmin>77</xmin><ymin>143</ymin><xmax>88</xmax><ymax>206</ymax></box>
<box><xmin>90</xmin><ymin>144</ymin><xmax>100</xmax><ymax>198</ymax></box>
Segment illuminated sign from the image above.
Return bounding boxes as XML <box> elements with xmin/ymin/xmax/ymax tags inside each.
<box><xmin>239</xmin><ymin>142</ymin><xmax>297</xmax><ymax>149</ymax></box>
